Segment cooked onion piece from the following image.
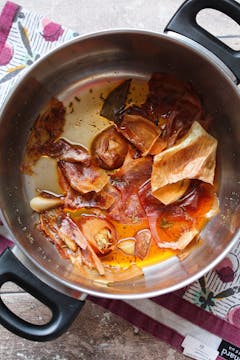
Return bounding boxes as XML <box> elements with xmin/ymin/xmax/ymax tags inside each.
<box><xmin>119</xmin><ymin>114</ymin><xmax>162</xmax><ymax>155</ymax></box>
<box><xmin>149</xmin><ymin>213</ymin><xmax>198</xmax><ymax>250</ymax></box>
<box><xmin>59</xmin><ymin>161</ymin><xmax>109</xmax><ymax>194</ymax></box>
<box><xmin>80</xmin><ymin>216</ymin><xmax>117</xmax><ymax>255</ymax></box>
<box><xmin>180</xmin><ymin>182</ymin><xmax>219</xmax><ymax>229</ymax></box>
<box><xmin>109</xmin><ymin>157</ymin><xmax>152</xmax><ymax>223</ymax></box>
<box><xmin>91</xmin><ymin>126</ymin><xmax>128</xmax><ymax>170</ymax></box>
<box><xmin>30</xmin><ymin>196</ymin><xmax>63</xmax><ymax>212</ymax></box>
<box><xmin>151</xmin><ymin>121</ymin><xmax>217</xmax><ymax>204</ymax></box>
<box><xmin>64</xmin><ymin>184</ymin><xmax>118</xmax><ymax>211</ymax></box>
<box><xmin>148</xmin><ymin>136</ymin><xmax>167</xmax><ymax>155</ymax></box>
<box><xmin>40</xmin><ymin>209</ymin><xmax>66</xmax><ymax>254</ymax></box>
<box><xmin>147</xmin><ymin>73</ymin><xmax>188</xmax><ymax>109</ymax></box>
<box><xmin>161</xmin><ymin>228</ymin><xmax>199</xmax><ymax>250</ymax></box>
<box><xmin>139</xmin><ymin>180</ymin><xmax>217</xmax><ymax>250</ymax></box>
<box><xmin>84</xmin><ymin>244</ymin><xmax>105</xmax><ymax>275</ymax></box>
<box><xmin>152</xmin><ymin>179</ymin><xmax>190</xmax><ymax>205</ymax></box>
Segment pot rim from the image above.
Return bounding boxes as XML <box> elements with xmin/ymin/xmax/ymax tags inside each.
<box><xmin>1</xmin><ymin>28</ymin><xmax>240</xmax><ymax>299</ymax></box>
<box><xmin>0</xmin><ymin>26</ymin><xmax>237</xmax><ymax>97</ymax></box>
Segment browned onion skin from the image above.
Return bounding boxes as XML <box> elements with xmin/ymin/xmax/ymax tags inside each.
<box><xmin>58</xmin><ymin>166</ymin><xmax>118</xmax><ymax>210</ymax></box>
<box><xmin>79</xmin><ymin>215</ymin><xmax>117</xmax><ymax>255</ymax></box>
<box><xmin>119</xmin><ymin>114</ymin><xmax>162</xmax><ymax>155</ymax></box>
<box><xmin>42</xmin><ymin>138</ymin><xmax>90</xmax><ymax>163</ymax></box>
<box><xmin>58</xmin><ymin>161</ymin><xmax>108</xmax><ymax>194</ymax></box>
<box><xmin>91</xmin><ymin>126</ymin><xmax>128</xmax><ymax>170</ymax></box>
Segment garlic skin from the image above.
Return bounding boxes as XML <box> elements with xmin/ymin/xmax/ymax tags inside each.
<box><xmin>117</xmin><ymin>238</ymin><xmax>136</xmax><ymax>256</ymax></box>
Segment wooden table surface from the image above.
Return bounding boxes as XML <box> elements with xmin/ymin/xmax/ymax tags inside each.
<box><xmin>0</xmin><ymin>0</ymin><xmax>239</xmax><ymax>359</ymax></box>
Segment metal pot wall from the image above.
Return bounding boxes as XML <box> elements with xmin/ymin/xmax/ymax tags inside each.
<box><xmin>0</xmin><ymin>0</ymin><xmax>239</xmax><ymax>341</ymax></box>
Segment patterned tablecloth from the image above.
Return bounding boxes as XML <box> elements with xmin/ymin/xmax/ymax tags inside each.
<box><xmin>0</xmin><ymin>2</ymin><xmax>239</xmax><ymax>360</ymax></box>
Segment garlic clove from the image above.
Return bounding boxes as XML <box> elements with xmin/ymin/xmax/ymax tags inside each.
<box><xmin>117</xmin><ymin>238</ymin><xmax>136</xmax><ymax>256</ymax></box>
<box><xmin>30</xmin><ymin>196</ymin><xmax>63</xmax><ymax>213</ymax></box>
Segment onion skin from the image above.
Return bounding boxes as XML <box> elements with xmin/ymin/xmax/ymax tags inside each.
<box><xmin>43</xmin><ymin>138</ymin><xmax>90</xmax><ymax>163</ymax></box>
<box><xmin>119</xmin><ymin>114</ymin><xmax>161</xmax><ymax>156</ymax></box>
<box><xmin>91</xmin><ymin>126</ymin><xmax>128</xmax><ymax>170</ymax></box>
<box><xmin>80</xmin><ymin>215</ymin><xmax>117</xmax><ymax>255</ymax></box>
<box><xmin>58</xmin><ymin>161</ymin><xmax>109</xmax><ymax>194</ymax></box>
<box><xmin>135</xmin><ymin>229</ymin><xmax>152</xmax><ymax>259</ymax></box>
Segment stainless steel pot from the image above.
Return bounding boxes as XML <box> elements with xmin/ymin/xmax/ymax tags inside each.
<box><xmin>0</xmin><ymin>0</ymin><xmax>239</xmax><ymax>341</ymax></box>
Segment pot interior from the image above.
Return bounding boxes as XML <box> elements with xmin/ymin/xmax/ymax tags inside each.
<box><xmin>0</xmin><ymin>31</ymin><xmax>239</xmax><ymax>298</ymax></box>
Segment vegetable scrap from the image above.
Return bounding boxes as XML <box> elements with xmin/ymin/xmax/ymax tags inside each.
<box><xmin>22</xmin><ymin>73</ymin><xmax>219</xmax><ymax>283</ymax></box>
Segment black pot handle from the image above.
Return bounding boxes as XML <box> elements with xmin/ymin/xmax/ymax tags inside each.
<box><xmin>165</xmin><ymin>0</ymin><xmax>240</xmax><ymax>83</ymax></box>
<box><xmin>0</xmin><ymin>248</ymin><xmax>84</xmax><ymax>341</ymax></box>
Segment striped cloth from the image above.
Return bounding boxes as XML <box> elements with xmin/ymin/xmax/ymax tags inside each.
<box><xmin>0</xmin><ymin>2</ymin><xmax>239</xmax><ymax>359</ymax></box>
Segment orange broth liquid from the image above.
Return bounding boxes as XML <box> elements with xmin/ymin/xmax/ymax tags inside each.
<box><xmin>68</xmin><ymin>211</ymin><xmax>177</xmax><ymax>268</ymax></box>
<box><xmin>103</xmin><ymin>220</ymin><xmax>177</xmax><ymax>268</ymax></box>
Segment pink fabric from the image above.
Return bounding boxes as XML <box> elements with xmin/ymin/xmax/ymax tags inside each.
<box><xmin>0</xmin><ymin>235</ymin><xmax>13</xmax><ymax>252</ymax></box>
<box><xmin>0</xmin><ymin>1</ymin><xmax>19</xmax><ymax>53</ymax></box>
<box><xmin>153</xmin><ymin>294</ymin><xmax>240</xmax><ymax>347</ymax></box>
